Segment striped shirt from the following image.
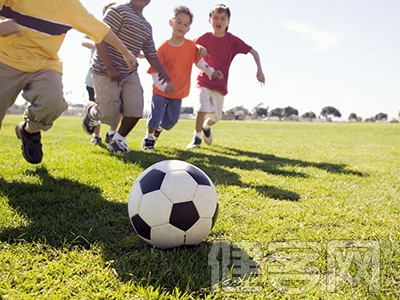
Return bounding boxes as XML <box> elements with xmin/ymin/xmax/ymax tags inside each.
<box><xmin>91</xmin><ymin>3</ymin><xmax>158</xmax><ymax>77</ymax></box>
<box><xmin>0</xmin><ymin>0</ymin><xmax>109</xmax><ymax>73</ymax></box>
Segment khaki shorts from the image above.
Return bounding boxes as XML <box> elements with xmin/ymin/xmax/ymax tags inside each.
<box><xmin>195</xmin><ymin>87</ymin><xmax>225</xmax><ymax>123</ymax></box>
<box><xmin>91</xmin><ymin>71</ymin><xmax>143</xmax><ymax>127</ymax></box>
<box><xmin>0</xmin><ymin>61</ymin><xmax>67</xmax><ymax>131</ymax></box>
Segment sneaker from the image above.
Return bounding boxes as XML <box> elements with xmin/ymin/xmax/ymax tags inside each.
<box><xmin>186</xmin><ymin>137</ymin><xmax>202</xmax><ymax>149</ymax></box>
<box><xmin>90</xmin><ymin>135</ymin><xmax>102</xmax><ymax>145</ymax></box>
<box><xmin>142</xmin><ymin>138</ymin><xmax>155</xmax><ymax>151</ymax></box>
<box><xmin>202</xmin><ymin>127</ymin><xmax>213</xmax><ymax>145</ymax></box>
<box><xmin>107</xmin><ymin>139</ymin><xmax>131</xmax><ymax>154</ymax></box>
<box><xmin>105</xmin><ymin>132</ymin><xmax>115</xmax><ymax>144</ymax></box>
<box><xmin>82</xmin><ymin>102</ymin><xmax>99</xmax><ymax>135</ymax></box>
<box><xmin>154</xmin><ymin>129</ymin><xmax>162</xmax><ymax>141</ymax></box>
<box><xmin>15</xmin><ymin>122</ymin><xmax>43</xmax><ymax>164</ymax></box>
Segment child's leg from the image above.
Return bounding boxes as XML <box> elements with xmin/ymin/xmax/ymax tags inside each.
<box><xmin>160</xmin><ymin>99</ymin><xmax>182</xmax><ymax>131</ymax></box>
<box><xmin>187</xmin><ymin>88</ymin><xmax>213</xmax><ymax>149</ymax></box>
<box><xmin>147</xmin><ymin>94</ymin><xmax>168</xmax><ymax>137</ymax></box>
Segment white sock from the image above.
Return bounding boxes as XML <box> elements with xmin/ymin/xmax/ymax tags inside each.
<box><xmin>146</xmin><ymin>132</ymin><xmax>155</xmax><ymax>140</ymax></box>
<box><xmin>113</xmin><ymin>132</ymin><xmax>126</xmax><ymax>142</ymax></box>
<box><xmin>108</xmin><ymin>130</ymin><xmax>116</xmax><ymax>135</ymax></box>
<box><xmin>203</xmin><ymin>118</ymin><xmax>210</xmax><ymax>130</ymax></box>
<box><xmin>195</xmin><ymin>131</ymin><xmax>202</xmax><ymax>138</ymax></box>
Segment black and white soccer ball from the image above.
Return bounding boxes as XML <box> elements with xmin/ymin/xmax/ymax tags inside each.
<box><xmin>128</xmin><ymin>160</ymin><xmax>219</xmax><ymax>249</ymax></box>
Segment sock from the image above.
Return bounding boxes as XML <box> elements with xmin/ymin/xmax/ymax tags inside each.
<box><xmin>195</xmin><ymin>131</ymin><xmax>202</xmax><ymax>139</ymax></box>
<box><xmin>24</xmin><ymin>123</ymin><xmax>39</xmax><ymax>134</ymax></box>
<box><xmin>113</xmin><ymin>132</ymin><xmax>126</xmax><ymax>142</ymax></box>
<box><xmin>108</xmin><ymin>130</ymin><xmax>116</xmax><ymax>135</ymax></box>
<box><xmin>146</xmin><ymin>132</ymin><xmax>155</xmax><ymax>140</ymax></box>
<box><xmin>93</xmin><ymin>134</ymin><xmax>101</xmax><ymax>138</ymax></box>
<box><xmin>157</xmin><ymin>127</ymin><xmax>163</xmax><ymax>132</ymax></box>
<box><xmin>203</xmin><ymin>119</ymin><xmax>210</xmax><ymax>130</ymax></box>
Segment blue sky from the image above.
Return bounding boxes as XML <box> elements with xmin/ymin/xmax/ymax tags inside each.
<box><xmin>54</xmin><ymin>0</ymin><xmax>399</xmax><ymax>120</ymax></box>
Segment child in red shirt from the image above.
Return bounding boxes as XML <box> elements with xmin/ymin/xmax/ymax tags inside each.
<box><xmin>187</xmin><ymin>4</ymin><xmax>266</xmax><ymax>149</ymax></box>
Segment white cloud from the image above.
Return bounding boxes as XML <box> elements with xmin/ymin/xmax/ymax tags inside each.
<box><xmin>283</xmin><ymin>20</ymin><xmax>342</xmax><ymax>51</ymax></box>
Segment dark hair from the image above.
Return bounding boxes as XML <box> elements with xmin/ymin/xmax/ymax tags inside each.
<box><xmin>209</xmin><ymin>4</ymin><xmax>230</xmax><ymax>31</ymax></box>
<box><xmin>102</xmin><ymin>1</ymin><xmax>117</xmax><ymax>15</ymax></box>
<box><xmin>173</xmin><ymin>6</ymin><xmax>194</xmax><ymax>24</ymax></box>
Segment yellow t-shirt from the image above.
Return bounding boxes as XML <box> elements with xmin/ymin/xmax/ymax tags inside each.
<box><xmin>0</xmin><ymin>0</ymin><xmax>110</xmax><ymax>73</ymax></box>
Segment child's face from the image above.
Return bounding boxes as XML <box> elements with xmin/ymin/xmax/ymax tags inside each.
<box><xmin>130</xmin><ymin>0</ymin><xmax>150</xmax><ymax>11</ymax></box>
<box><xmin>209</xmin><ymin>11</ymin><xmax>229</xmax><ymax>34</ymax></box>
<box><xmin>170</xmin><ymin>13</ymin><xmax>191</xmax><ymax>38</ymax></box>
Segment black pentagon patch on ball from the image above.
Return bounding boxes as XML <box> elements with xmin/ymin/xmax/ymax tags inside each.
<box><xmin>131</xmin><ymin>214</ymin><xmax>151</xmax><ymax>240</ymax></box>
<box><xmin>170</xmin><ymin>201</ymin><xmax>199</xmax><ymax>231</ymax></box>
<box><xmin>186</xmin><ymin>165</ymin><xmax>210</xmax><ymax>186</ymax></box>
<box><xmin>140</xmin><ymin>169</ymin><xmax>166</xmax><ymax>194</ymax></box>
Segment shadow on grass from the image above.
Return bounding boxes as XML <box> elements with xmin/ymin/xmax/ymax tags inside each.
<box><xmin>112</xmin><ymin>144</ymin><xmax>366</xmax><ymax>202</ymax></box>
<box><xmin>0</xmin><ymin>167</ymin><xmax>258</xmax><ymax>295</ymax></box>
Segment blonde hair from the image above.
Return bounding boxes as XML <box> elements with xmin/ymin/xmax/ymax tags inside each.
<box><xmin>172</xmin><ymin>6</ymin><xmax>194</xmax><ymax>24</ymax></box>
<box><xmin>102</xmin><ymin>1</ymin><xmax>118</xmax><ymax>15</ymax></box>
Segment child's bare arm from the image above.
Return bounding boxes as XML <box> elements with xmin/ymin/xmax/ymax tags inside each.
<box><xmin>96</xmin><ymin>41</ymin><xmax>121</xmax><ymax>82</ymax></box>
<box><xmin>101</xmin><ymin>30</ymin><xmax>137</xmax><ymax>69</ymax></box>
<box><xmin>249</xmin><ymin>48</ymin><xmax>265</xmax><ymax>85</ymax></box>
<box><xmin>147</xmin><ymin>57</ymin><xmax>171</xmax><ymax>84</ymax></box>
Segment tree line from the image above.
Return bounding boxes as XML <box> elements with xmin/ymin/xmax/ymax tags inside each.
<box><xmin>220</xmin><ymin>104</ymin><xmax>398</xmax><ymax>122</ymax></box>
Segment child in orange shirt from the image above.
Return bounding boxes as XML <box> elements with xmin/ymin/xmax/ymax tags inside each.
<box><xmin>142</xmin><ymin>6</ymin><xmax>223</xmax><ymax>150</ymax></box>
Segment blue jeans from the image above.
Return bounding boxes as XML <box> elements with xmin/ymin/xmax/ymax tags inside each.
<box><xmin>147</xmin><ymin>94</ymin><xmax>182</xmax><ymax>130</ymax></box>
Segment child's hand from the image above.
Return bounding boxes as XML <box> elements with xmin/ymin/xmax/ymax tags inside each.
<box><xmin>106</xmin><ymin>66</ymin><xmax>122</xmax><ymax>82</ymax></box>
<box><xmin>256</xmin><ymin>70</ymin><xmax>265</xmax><ymax>86</ymax></box>
<box><xmin>211</xmin><ymin>70</ymin><xmax>224</xmax><ymax>80</ymax></box>
<box><xmin>165</xmin><ymin>84</ymin><xmax>176</xmax><ymax>94</ymax></box>
<box><xmin>0</xmin><ymin>19</ymin><xmax>21</xmax><ymax>37</ymax></box>
<box><xmin>158</xmin><ymin>70</ymin><xmax>171</xmax><ymax>85</ymax></box>
<box><xmin>196</xmin><ymin>45</ymin><xmax>209</xmax><ymax>57</ymax></box>
<box><xmin>122</xmin><ymin>51</ymin><xmax>137</xmax><ymax>69</ymax></box>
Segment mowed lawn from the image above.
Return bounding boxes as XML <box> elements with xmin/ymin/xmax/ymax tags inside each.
<box><xmin>0</xmin><ymin>114</ymin><xmax>399</xmax><ymax>299</ymax></box>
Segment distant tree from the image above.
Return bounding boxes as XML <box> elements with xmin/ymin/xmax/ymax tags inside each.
<box><xmin>181</xmin><ymin>106</ymin><xmax>193</xmax><ymax>114</ymax></box>
<box><xmin>348</xmin><ymin>113</ymin><xmax>357</xmax><ymax>122</ymax></box>
<box><xmin>364</xmin><ymin>117</ymin><xmax>376</xmax><ymax>122</ymax></box>
<box><xmin>301</xmin><ymin>111</ymin><xmax>317</xmax><ymax>119</ymax></box>
<box><xmin>375</xmin><ymin>112</ymin><xmax>388</xmax><ymax>121</ymax></box>
<box><xmin>282</xmin><ymin>106</ymin><xmax>299</xmax><ymax>118</ymax></box>
<box><xmin>252</xmin><ymin>103</ymin><xmax>269</xmax><ymax>118</ymax></box>
<box><xmin>225</xmin><ymin>105</ymin><xmax>249</xmax><ymax>115</ymax></box>
<box><xmin>268</xmin><ymin>107</ymin><xmax>284</xmax><ymax>120</ymax></box>
<box><xmin>320</xmin><ymin>106</ymin><xmax>341</xmax><ymax>119</ymax></box>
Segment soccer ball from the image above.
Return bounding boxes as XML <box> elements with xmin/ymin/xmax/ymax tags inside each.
<box><xmin>128</xmin><ymin>160</ymin><xmax>219</xmax><ymax>249</ymax></box>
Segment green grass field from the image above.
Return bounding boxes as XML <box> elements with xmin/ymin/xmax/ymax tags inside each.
<box><xmin>1</xmin><ymin>115</ymin><xmax>399</xmax><ymax>299</ymax></box>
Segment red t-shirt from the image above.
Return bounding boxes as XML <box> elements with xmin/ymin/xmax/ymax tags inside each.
<box><xmin>195</xmin><ymin>32</ymin><xmax>252</xmax><ymax>96</ymax></box>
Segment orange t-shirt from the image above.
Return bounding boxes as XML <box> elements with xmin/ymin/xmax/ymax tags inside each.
<box><xmin>148</xmin><ymin>39</ymin><xmax>201</xmax><ymax>99</ymax></box>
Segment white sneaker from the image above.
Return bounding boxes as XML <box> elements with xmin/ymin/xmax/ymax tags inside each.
<box><xmin>107</xmin><ymin>139</ymin><xmax>131</xmax><ymax>154</ymax></box>
<box><xmin>186</xmin><ymin>137</ymin><xmax>202</xmax><ymax>149</ymax></box>
<box><xmin>202</xmin><ymin>127</ymin><xmax>213</xmax><ymax>145</ymax></box>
